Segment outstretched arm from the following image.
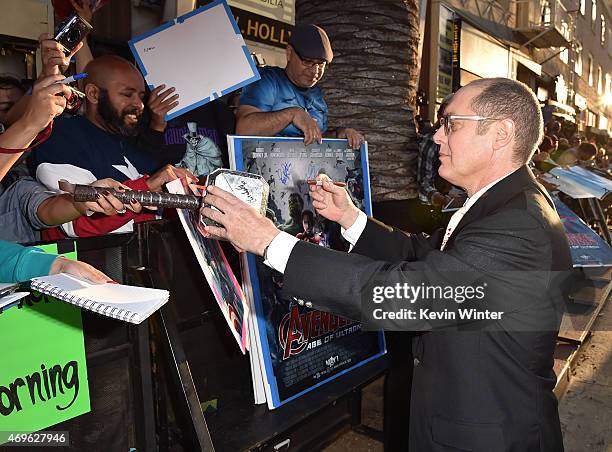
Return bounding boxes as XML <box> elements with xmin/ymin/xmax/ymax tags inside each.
<box><xmin>36</xmin><ymin>179</ymin><xmax>140</xmax><ymax>227</ymax></box>
<box><xmin>0</xmin><ymin>75</ymin><xmax>69</xmax><ymax>181</ymax></box>
<box><xmin>0</xmin><ymin>240</ymin><xmax>107</xmax><ymax>284</ymax></box>
<box><xmin>236</xmin><ymin>105</ymin><xmax>323</xmax><ymax>146</ymax></box>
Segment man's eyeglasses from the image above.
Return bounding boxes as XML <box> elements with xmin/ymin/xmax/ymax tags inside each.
<box><xmin>439</xmin><ymin>114</ymin><xmax>499</xmax><ymax>136</ymax></box>
<box><xmin>293</xmin><ymin>48</ymin><xmax>327</xmax><ymax>70</ymax></box>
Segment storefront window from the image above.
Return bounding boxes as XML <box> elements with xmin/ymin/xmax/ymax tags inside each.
<box><xmin>586</xmin><ymin>109</ymin><xmax>596</xmax><ymax>127</ymax></box>
<box><xmin>597</xmin><ymin>66</ymin><xmax>603</xmax><ymax>94</ymax></box>
<box><xmin>592</xmin><ymin>0</ymin><xmax>597</xmax><ymax>31</ymax></box>
<box><xmin>460</xmin><ymin>23</ymin><xmax>509</xmax><ymax>79</ymax></box>
<box><xmin>580</xmin><ymin>0</ymin><xmax>586</xmax><ymax>15</ymax></box>
<box><xmin>555</xmin><ymin>75</ymin><xmax>568</xmax><ymax>104</ymax></box>
<box><xmin>541</xmin><ymin>1</ymin><xmax>551</xmax><ymax>25</ymax></box>
<box><xmin>574</xmin><ymin>42</ymin><xmax>582</xmax><ymax>75</ymax></box>
<box><xmin>602</xmin><ymin>15</ymin><xmax>606</xmax><ymax>45</ymax></box>
<box><xmin>588</xmin><ymin>54</ymin><xmax>593</xmax><ymax>85</ymax></box>
<box><xmin>575</xmin><ymin>93</ymin><xmax>588</xmax><ymax>111</ymax></box>
<box><xmin>599</xmin><ymin>115</ymin><xmax>608</xmax><ymax>130</ymax></box>
<box><xmin>560</xmin><ymin>47</ymin><xmax>569</xmax><ymax>64</ymax></box>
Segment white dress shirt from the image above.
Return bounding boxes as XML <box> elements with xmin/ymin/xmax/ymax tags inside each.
<box><xmin>264</xmin><ymin>171</ymin><xmax>514</xmax><ymax>274</ymax></box>
<box><xmin>439</xmin><ymin>173</ymin><xmax>512</xmax><ymax>250</ymax></box>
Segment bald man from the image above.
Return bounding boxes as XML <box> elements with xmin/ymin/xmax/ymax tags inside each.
<box><xmin>81</xmin><ymin>55</ymin><xmax>178</xmax><ymax>137</ymax></box>
<box><xmin>30</xmin><ymin>55</ymin><xmax>192</xmax><ymax>240</ymax></box>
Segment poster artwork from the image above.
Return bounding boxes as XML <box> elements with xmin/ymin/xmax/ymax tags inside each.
<box><xmin>553</xmin><ymin>195</ymin><xmax>612</xmax><ymax>267</ymax></box>
<box><xmin>230</xmin><ymin>136</ymin><xmax>385</xmax><ymax>408</ymax></box>
<box><xmin>177</xmin><ymin>121</ymin><xmax>224</xmax><ymax>177</ymax></box>
<box><xmin>166</xmin><ymin>178</ymin><xmax>249</xmax><ymax>352</ymax></box>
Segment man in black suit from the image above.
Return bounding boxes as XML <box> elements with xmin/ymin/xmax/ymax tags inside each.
<box><xmin>202</xmin><ymin>78</ymin><xmax>572</xmax><ymax>451</ymax></box>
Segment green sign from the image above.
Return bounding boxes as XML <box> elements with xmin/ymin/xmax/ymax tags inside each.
<box><xmin>0</xmin><ymin>243</ymin><xmax>90</xmax><ymax>444</ymax></box>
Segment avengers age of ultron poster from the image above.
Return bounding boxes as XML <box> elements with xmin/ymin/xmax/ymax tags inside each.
<box><xmin>229</xmin><ymin>136</ymin><xmax>386</xmax><ymax>409</ymax></box>
<box><xmin>166</xmin><ymin>178</ymin><xmax>249</xmax><ymax>353</ymax></box>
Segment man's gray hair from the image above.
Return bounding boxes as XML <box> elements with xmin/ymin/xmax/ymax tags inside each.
<box><xmin>468</xmin><ymin>78</ymin><xmax>543</xmax><ymax>164</ymax></box>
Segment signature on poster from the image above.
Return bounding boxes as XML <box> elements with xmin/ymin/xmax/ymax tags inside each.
<box><xmin>230</xmin><ymin>136</ymin><xmax>385</xmax><ymax>409</ymax></box>
<box><xmin>280</xmin><ymin>162</ymin><xmax>291</xmax><ymax>185</ymax></box>
<box><xmin>236</xmin><ymin>180</ymin><xmax>255</xmax><ymax>203</ymax></box>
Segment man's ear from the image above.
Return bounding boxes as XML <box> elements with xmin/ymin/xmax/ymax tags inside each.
<box><xmin>493</xmin><ymin>119</ymin><xmax>515</xmax><ymax>151</ymax></box>
<box><xmin>285</xmin><ymin>45</ymin><xmax>293</xmax><ymax>63</ymax></box>
<box><xmin>84</xmin><ymin>83</ymin><xmax>100</xmax><ymax>104</ymax></box>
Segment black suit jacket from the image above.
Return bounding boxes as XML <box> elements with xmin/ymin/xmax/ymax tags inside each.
<box><xmin>282</xmin><ymin>166</ymin><xmax>572</xmax><ymax>451</ymax></box>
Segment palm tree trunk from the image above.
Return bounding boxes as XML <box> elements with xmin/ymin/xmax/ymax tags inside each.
<box><xmin>295</xmin><ymin>0</ymin><xmax>421</xmax><ymax>201</ymax></box>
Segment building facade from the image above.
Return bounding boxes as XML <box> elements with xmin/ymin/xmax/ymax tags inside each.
<box><xmin>420</xmin><ymin>0</ymin><xmax>612</xmax><ymax>135</ymax></box>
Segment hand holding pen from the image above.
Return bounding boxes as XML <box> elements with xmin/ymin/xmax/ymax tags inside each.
<box><xmin>54</xmin><ymin>72</ymin><xmax>87</xmax><ymax>99</ymax></box>
<box><xmin>308</xmin><ymin>175</ymin><xmax>361</xmax><ymax>230</ymax></box>
<box><xmin>20</xmin><ymin>75</ymin><xmax>73</xmax><ymax>132</ymax></box>
<box><xmin>54</xmin><ymin>72</ymin><xmax>88</xmax><ymax>85</ymax></box>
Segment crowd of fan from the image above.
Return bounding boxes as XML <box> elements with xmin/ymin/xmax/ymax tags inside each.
<box><xmin>0</xmin><ymin>5</ymin><xmax>364</xmax><ymax>285</ymax></box>
<box><xmin>0</xmin><ymin>37</ymin><xmax>198</xmax><ymax>245</ymax></box>
<box><xmin>535</xmin><ymin>118</ymin><xmax>611</xmax><ymax>170</ymax></box>
<box><xmin>0</xmin><ymin>0</ymin><xmax>212</xmax><ymax>281</ymax></box>
<box><xmin>2</xmin><ymin>1</ymin><xmax>611</xmax><ymax>281</ymax></box>
<box><xmin>414</xmin><ymin>98</ymin><xmax>611</xmax><ymax>237</ymax></box>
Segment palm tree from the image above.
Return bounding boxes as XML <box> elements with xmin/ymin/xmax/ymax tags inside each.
<box><xmin>295</xmin><ymin>0</ymin><xmax>421</xmax><ymax>202</ymax></box>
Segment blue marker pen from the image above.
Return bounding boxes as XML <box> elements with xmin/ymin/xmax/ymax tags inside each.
<box><xmin>55</xmin><ymin>72</ymin><xmax>88</xmax><ymax>85</ymax></box>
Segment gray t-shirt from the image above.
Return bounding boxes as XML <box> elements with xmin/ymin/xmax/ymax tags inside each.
<box><xmin>0</xmin><ymin>177</ymin><xmax>54</xmax><ymax>244</ymax></box>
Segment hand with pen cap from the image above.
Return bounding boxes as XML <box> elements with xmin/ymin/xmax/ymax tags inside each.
<box><xmin>309</xmin><ymin>174</ymin><xmax>360</xmax><ymax>230</ymax></box>
<box><xmin>12</xmin><ymin>75</ymin><xmax>71</xmax><ymax>139</ymax></box>
<box><xmin>0</xmin><ymin>75</ymin><xmax>70</xmax><ymax>180</ymax></box>
<box><xmin>431</xmin><ymin>191</ymin><xmax>451</xmax><ymax>208</ymax></box>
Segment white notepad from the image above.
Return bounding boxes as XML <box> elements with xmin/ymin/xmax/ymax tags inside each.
<box><xmin>31</xmin><ymin>274</ymin><xmax>169</xmax><ymax>324</ymax></box>
<box><xmin>128</xmin><ymin>0</ymin><xmax>260</xmax><ymax>120</ymax></box>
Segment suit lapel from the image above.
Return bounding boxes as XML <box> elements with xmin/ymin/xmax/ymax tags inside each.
<box><xmin>444</xmin><ymin>165</ymin><xmax>542</xmax><ymax>250</ymax></box>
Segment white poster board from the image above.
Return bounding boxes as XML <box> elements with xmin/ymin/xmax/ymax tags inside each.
<box><xmin>129</xmin><ymin>0</ymin><xmax>260</xmax><ymax>120</ymax></box>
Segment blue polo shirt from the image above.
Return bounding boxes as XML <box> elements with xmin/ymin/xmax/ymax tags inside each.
<box><xmin>239</xmin><ymin>66</ymin><xmax>328</xmax><ymax>136</ymax></box>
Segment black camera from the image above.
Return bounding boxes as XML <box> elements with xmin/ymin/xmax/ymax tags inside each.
<box><xmin>53</xmin><ymin>14</ymin><xmax>93</xmax><ymax>56</ymax></box>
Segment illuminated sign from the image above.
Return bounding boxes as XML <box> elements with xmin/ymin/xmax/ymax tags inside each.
<box><xmin>451</xmin><ymin>18</ymin><xmax>461</xmax><ymax>92</ymax></box>
<box><xmin>574</xmin><ymin>93</ymin><xmax>587</xmax><ymax>111</ymax></box>
<box><xmin>228</xmin><ymin>0</ymin><xmax>294</xmax><ymax>24</ymax></box>
<box><xmin>231</xmin><ymin>7</ymin><xmax>293</xmax><ymax>49</ymax></box>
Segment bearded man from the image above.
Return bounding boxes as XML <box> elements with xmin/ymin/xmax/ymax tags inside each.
<box><xmin>31</xmin><ymin>55</ymin><xmax>191</xmax><ymax>239</ymax></box>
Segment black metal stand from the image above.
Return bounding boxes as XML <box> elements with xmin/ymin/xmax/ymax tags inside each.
<box><xmin>133</xmin><ymin>220</ymin><xmax>387</xmax><ymax>451</ymax></box>
<box><xmin>155</xmin><ymin>304</ymin><xmax>216</xmax><ymax>451</ymax></box>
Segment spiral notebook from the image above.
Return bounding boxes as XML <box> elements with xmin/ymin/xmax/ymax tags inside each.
<box><xmin>30</xmin><ymin>274</ymin><xmax>169</xmax><ymax>324</ymax></box>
